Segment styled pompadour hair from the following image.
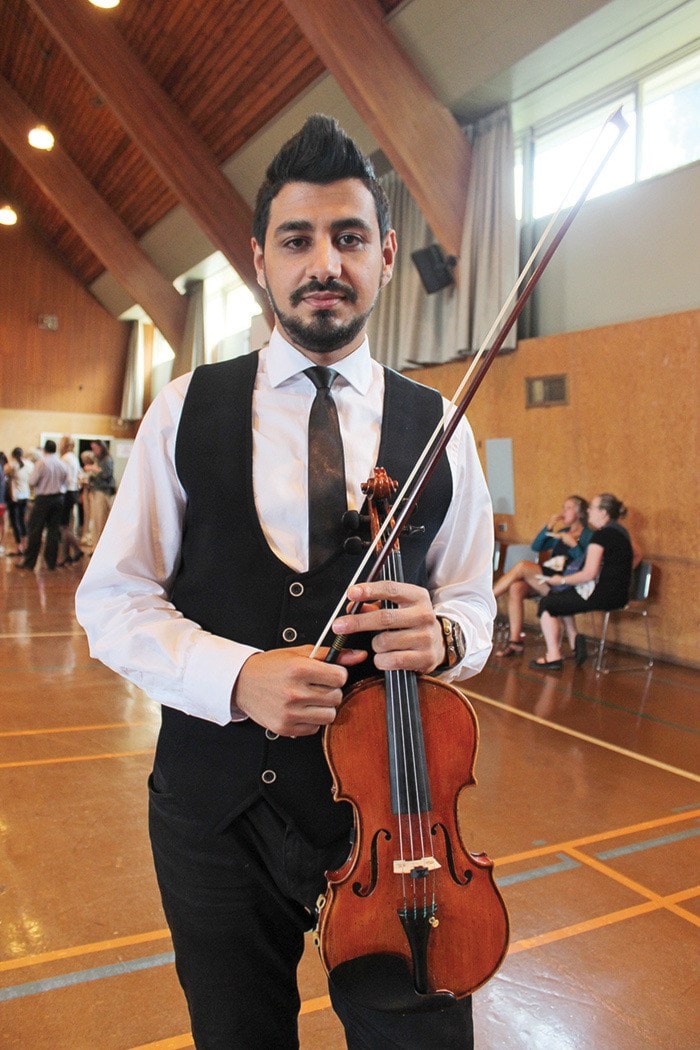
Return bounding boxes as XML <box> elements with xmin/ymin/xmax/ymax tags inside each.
<box><xmin>252</xmin><ymin>114</ymin><xmax>391</xmax><ymax>246</ymax></box>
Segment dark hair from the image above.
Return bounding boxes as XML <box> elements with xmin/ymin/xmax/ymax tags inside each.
<box><xmin>597</xmin><ymin>493</ymin><xmax>628</xmax><ymax>520</ymax></box>
<box><xmin>12</xmin><ymin>446</ymin><xmax>23</xmax><ymax>466</ymax></box>
<box><xmin>91</xmin><ymin>440</ymin><xmax>108</xmax><ymax>459</ymax></box>
<box><xmin>252</xmin><ymin>114</ymin><xmax>391</xmax><ymax>246</ymax></box>
<box><xmin>568</xmin><ymin>495</ymin><xmax>589</xmax><ymax>526</ymax></box>
<box><xmin>43</xmin><ymin>439</ymin><xmax>57</xmax><ymax>454</ymax></box>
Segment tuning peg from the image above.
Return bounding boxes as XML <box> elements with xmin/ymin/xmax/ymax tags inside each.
<box><xmin>342</xmin><ymin>510</ymin><xmax>369</xmax><ymax>532</ymax></box>
<box><xmin>344</xmin><ymin>536</ymin><xmax>369</xmax><ymax>556</ymax></box>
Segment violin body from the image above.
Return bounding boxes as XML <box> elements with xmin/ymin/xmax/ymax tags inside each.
<box><xmin>317</xmin><ymin>672</ymin><xmax>509</xmax><ymax>1002</ymax></box>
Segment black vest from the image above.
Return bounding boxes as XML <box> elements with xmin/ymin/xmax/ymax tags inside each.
<box><xmin>154</xmin><ymin>352</ymin><xmax>452</xmax><ymax>843</ymax></box>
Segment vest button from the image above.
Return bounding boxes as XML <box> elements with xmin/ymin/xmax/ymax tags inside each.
<box><xmin>261</xmin><ymin>769</ymin><xmax>277</xmax><ymax>785</ymax></box>
<box><xmin>265</xmin><ymin>729</ymin><xmax>279</xmax><ymax>740</ymax></box>
<box><xmin>282</xmin><ymin>627</ymin><xmax>298</xmax><ymax>643</ymax></box>
<box><xmin>289</xmin><ymin>581</ymin><xmax>304</xmax><ymax>597</ymax></box>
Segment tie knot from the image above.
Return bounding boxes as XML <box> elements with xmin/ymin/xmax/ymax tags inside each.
<box><xmin>304</xmin><ymin>365</ymin><xmax>338</xmax><ymax>392</ymax></box>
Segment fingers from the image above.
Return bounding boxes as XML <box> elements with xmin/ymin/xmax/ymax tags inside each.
<box><xmin>232</xmin><ymin>646</ymin><xmax>349</xmax><ymax>737</ymax></box>
<box><xmin>332</xmin><ymin>582</ymin><xmax>443</xmax><ymax>673</ymax></box>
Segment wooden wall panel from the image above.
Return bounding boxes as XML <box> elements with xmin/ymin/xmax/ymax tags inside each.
<box><xmin>409</xmin><ymin>310</ymin><xmax>700</xmax><ymax>667</ymax></box>
<box><xmin>0</xmin><ymin>220</ymin><xmax>130</xmax><ymax>415</ymax></box>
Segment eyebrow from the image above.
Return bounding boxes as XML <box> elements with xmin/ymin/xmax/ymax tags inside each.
<box><xmin>273</xmin><ymin>217</ymin><xmax>375</xmax><ymax>236</ymax></box>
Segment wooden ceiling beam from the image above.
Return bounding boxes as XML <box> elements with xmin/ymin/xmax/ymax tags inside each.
<box><xmin>0</xmin><ymin>75</ymin><xmax>187</xmax><ymax>354</ymax></box>
<box><xmin>27</xmin><ymin>0</ymin><xmax>272</xmax><ymax>325</ymax></box>
<box><xmin>282</xmin><ymin>0</ymin><xmax>471</xmax><ymax>258</ymax></box>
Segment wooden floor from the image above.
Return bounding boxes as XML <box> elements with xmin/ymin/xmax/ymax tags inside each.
<box><xmin>1</xmin><ymin>554</ymin><xmax>698</xmax><ymax>1049</ymax></box>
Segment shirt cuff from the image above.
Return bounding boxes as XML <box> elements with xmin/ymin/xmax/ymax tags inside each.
<box><xmin>182</xmin><ymin>632</ymin><xmax>261</xmax><ymax>726</ymax></box>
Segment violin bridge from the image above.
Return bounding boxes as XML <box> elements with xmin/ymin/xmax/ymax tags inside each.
<box><xmin>393</xmin><ymin>856</ymin><xmax>441</xmax><ymax>875</ymax></box>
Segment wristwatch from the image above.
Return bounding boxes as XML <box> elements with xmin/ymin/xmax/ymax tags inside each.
<box><xmin>434</xmin><ymin>616</ymin><xmax>466</xmax><ymax>674</ymax></box>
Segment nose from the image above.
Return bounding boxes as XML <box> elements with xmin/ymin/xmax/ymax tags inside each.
<box><xmin>306</xmin><ymin>238</ymin><xmax>342</xmax><ymax>283</ymax></box>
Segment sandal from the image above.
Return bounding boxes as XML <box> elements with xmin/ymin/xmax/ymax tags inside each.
<box><xmin>495</xmin><ymin>639</ymin><xmax>524</xmax><ymax>657</ymax></box>
<box><xmin>528</xmin><ymin>657</ymin><xmax>563</xmax><ymax>671</ymax></box>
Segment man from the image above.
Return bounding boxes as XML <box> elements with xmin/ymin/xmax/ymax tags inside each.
<box><xmin>76</xmin><ymin>115</ymin><xmax>496</xmax><ymax>1048</ymax></box>
<box><xmin>20</xmin><ymin>439</ymin><xmax>68</xmax><ymax>571</ymax></box>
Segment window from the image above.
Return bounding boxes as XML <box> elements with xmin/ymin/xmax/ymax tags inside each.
<box><xmin>518</xmin><ymin>49</ymin><xmax>700</xmax><ymax>221</ymax></box>
<box><xmin>640</xmin><ymin>51</ymin><xmax>700</xmax><ymax>178</ymax></box>
<box><xmin>532</xmin><ymin>97</ymin><xmax>636</xmax><ymax>219</ymax></box>
<box><xmin>204</xmin><ymin>264</ymin><xmax>262</xmax><ymax>362</ymax></box>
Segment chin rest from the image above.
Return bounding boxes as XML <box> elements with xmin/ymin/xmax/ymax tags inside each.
<box><xmin>329</xmin><ymin>954</ymin><xmax>457</xmax><ymax>1013</ymax></box>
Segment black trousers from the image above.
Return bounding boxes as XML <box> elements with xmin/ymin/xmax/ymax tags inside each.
<box><xmin>23</xmin><ymin>493</ymin><xmax>64</xmax><ymax>569</ymax></box>
<box><xmin>148</xmin><ymin>776</ymin><xmax>474</xmax><ymax>1049</ymax></box>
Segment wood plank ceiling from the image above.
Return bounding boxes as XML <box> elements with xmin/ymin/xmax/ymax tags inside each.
<box><xmin>0</xmin><ymin>0</ymin><xmax>403</xmax><ymax>290</ymax></box>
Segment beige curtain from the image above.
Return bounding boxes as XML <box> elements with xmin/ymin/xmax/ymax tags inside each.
<box><xmin>452</xmin><ymin>107</ymin><xmax>518</xmax><ymax>354</ymax></box>
<box><xmin>119</xmin><ymin>320</ymin><xmax>145</xmax><ymax>421</ymax></box>
<box><xmin>368</xmin><ymin>107</ymin><xmax>517</xmax><ymax>367</ymax></box>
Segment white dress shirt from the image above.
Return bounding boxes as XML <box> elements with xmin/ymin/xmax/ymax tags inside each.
<box><xmin>76</xmin><ymin>329</ymin><xmax>496</xmax><ymax>725</ymax></box>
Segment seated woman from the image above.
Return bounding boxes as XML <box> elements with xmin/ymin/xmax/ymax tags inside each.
<box><xmin>494</xmin><ymin>495</ymin><xmax>592</xmax><ymax>657</ymax></box>
<box><xmin>529</xmin><ymin>493</ymin><xmax>634</xmax><ymax>670</ymax></box>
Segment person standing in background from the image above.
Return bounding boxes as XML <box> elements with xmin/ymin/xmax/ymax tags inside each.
<box><xmin>83</xmin><ymin>440</ymin><xmax>115</xmax><ymax>548</ymax></box>
<box><xmin>0</xmin><ymin>451</ymin><xmax>7</xmax><ymax>555</ymax></box>
<box><xmin>19</xmin><ymin>440</ymin><xmax>68</xmax><ymax>572</ymax></box>
<box><xmin>58</xmin><ymin>436</ymin><xmax>84</xmax><ymax>566</ymax></box>
<box><xmin>5</xmin><ymin>447</ymin><xmax>32</xmax><ymax>556</ymax></box>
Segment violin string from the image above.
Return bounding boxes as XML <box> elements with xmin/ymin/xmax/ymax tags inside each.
<box><xmin>308</xmin><ymin>107</ymin><xmax>628</xmax><ymax>660</ymax></box>
<box><xmin>383</xmin><ymin>550</ymin><xmax>409</xmax><ymax>886</ymax></box>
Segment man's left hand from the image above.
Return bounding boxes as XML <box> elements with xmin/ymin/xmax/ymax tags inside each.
<box><xmin>332</xmin><ymin>581</ymin><xmax>445</xmax><ymax>674</ymax></box>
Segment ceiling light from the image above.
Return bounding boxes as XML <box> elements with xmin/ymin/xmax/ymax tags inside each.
<box><xmin>89</xmin><ymin>0</ymin><xmax>120</xmax><ymax>8</ymax></box>
<box><xmin>28</xmin><ymin>124</ymin><xmax>55</xmax><ymax>150</ymax></box>
<box><xmin>0</xmin><ymin>205</ymin><xmax>18</xmax><ymax>226</ymax></box>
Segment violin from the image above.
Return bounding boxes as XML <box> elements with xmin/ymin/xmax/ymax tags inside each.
<box><xmin>315</xmin><ymin>468</ymin><xmax>509</xmax><ymax>1009</ymax></box>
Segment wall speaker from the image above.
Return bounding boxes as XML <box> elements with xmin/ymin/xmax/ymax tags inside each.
<box><xmin>411</xmin><ymin>244</ymin><xmax>456</xmax><ymax>294</ymax></box>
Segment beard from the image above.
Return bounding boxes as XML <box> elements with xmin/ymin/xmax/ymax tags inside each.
<box><xmin>265</xmin><ymin>278</ymin><xmax>380</xmax><ymax>356</ymax></box>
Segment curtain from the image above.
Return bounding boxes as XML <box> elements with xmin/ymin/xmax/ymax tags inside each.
<box><xmin>452</xmin><ymin>107</ymin><xmax>518</xmax><ymax>354</ymax></box>
<box><xmin>171</xmin><ymin>279</ymin><xmax>206</xmax><ymax>378</ymax></box>
<box><xmin>368</xmin><ymin>107</ymin><xmax>517</xmax><ymax>367</ymax></box>
<box><xmin>120</xmin><ymin>319</ymin><xmax>144</xmax><ymax>421</ymax></box>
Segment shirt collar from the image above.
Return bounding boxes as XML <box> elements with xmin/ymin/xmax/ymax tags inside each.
<box><xmin>265</xmin><ymin>327</ymin><xmax>374</xmax><ymax>395</ymax></box>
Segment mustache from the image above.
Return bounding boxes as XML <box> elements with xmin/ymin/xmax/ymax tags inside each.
<box><xmin>289</xmin><ymin>279</ymin><xmax>357</xmax><ymax>307</ymax></box>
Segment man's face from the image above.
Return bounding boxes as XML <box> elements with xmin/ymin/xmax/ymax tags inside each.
<box><xmin>252</xmin><ymin>178</ymin><xmax>396</xmax><ymax>362</ymax></box>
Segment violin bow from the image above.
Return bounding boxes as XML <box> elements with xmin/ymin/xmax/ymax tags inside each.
<box><xmin>314</xmin><ymin>107</ymin><xmax>629</xmax><ymax>661</ymax></box>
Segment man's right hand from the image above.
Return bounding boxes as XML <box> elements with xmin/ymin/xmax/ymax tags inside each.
<box><xmin>231</xmin><ymin>645</ymin><xmax>366</xmax><ymax>737</ymax></box>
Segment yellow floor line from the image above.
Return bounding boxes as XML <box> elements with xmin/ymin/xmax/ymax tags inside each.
<box><xmin>0</xmin><ymin>631</ymin><xmax>85</xmax><ymax>639</ymax></box>
<box><xmin>0</xmin><ymin>929</ymin><xmax>171</xmax><ymax>973</ymax></box>
<box><xmin>0</xmin><ymin>722</ymin><xmax>155</xmax><ymax>738</ymax></box>
<box><xmin>466</xmin><ymin>690</ymin><xmax>700</xmax><ymax>783</ymax></box>
<box><xmin>494</xmin><ymin>808</ymin><xmax>700</xmax><ymax>866</ymax></box>
<box><xmin>566</xmin><ymin>846</ymin><xmax>700</xmax><ymax>926</ymax></box>
<box><xmin>129</xmin><ymin>1038</ymin><xmax>193</xmax><ymax>1050</ymax></box>
<box><xmin>509</xmin><ymin>899</ymin><xmax>660</xmax><ymax>953</ymax></box>
<box><xmin>129</xmin><ymin>995</ymin><xmax>334</xmax><ymax>1049</ymax></box>
<box><xmin>0</xmin><ymin>748</ymin><xmax>154</xmax><ymax>769</ymax></box>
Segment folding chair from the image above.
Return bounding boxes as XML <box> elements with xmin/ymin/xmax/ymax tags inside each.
<box><xmin>595</xmin><ymin>561</ymin><xmax>654</xmax><ymax>674</ymax></box>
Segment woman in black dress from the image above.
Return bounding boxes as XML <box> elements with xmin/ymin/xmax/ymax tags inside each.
<box><xmin>529</xmin><ymin>493</ymin><xmax>634</xmax><ymax>670</ymax></box>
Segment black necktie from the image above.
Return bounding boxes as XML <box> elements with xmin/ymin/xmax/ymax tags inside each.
<box><xmin>305</xmin><ymin>365</ymin><xmax>347</xmax><ymax>569</ymax></box>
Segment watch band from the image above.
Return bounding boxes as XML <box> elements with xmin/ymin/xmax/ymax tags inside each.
<box><xmin>434</xmin><ymin>616</ymin><xmax>466</xmax><ymax>674</ymax></box>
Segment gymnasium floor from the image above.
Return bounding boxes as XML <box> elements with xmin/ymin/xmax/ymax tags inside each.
<box><xmin>1</xmin><ymin>557</ymin><xmax>698</xmax><ymax>1048</ymax></box>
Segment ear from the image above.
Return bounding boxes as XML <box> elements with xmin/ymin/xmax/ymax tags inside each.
<box><xmin>251</xmin><ymin>238</ymin><xmax>267</xmax><ymax>289</ymax></box>
<box><xmin>380</xmin><ymin>229</ymin><xmax>397</xmax><ymax>288</ymax></box>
